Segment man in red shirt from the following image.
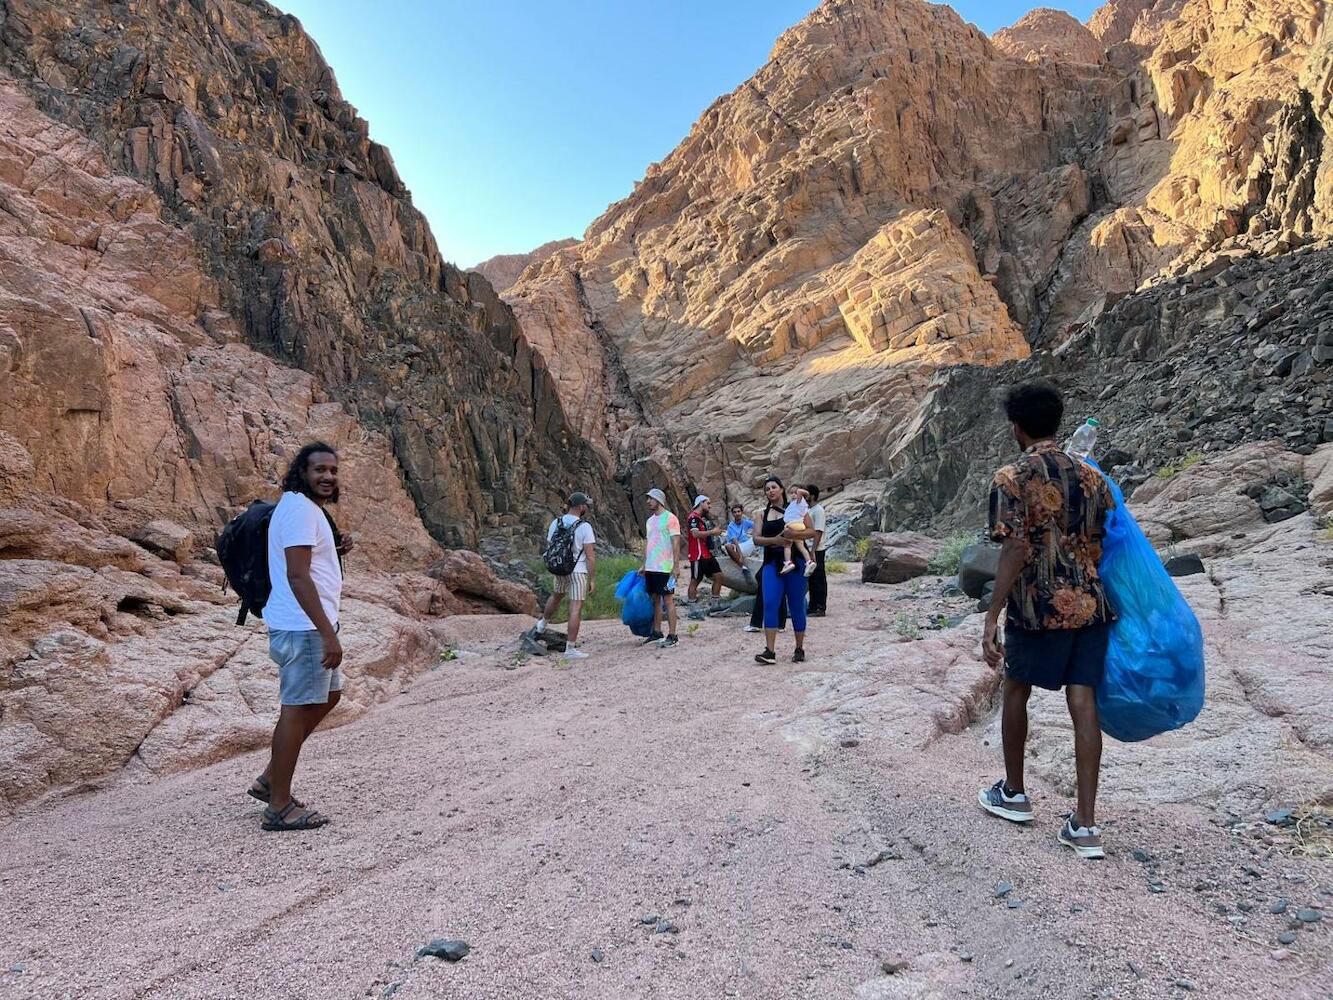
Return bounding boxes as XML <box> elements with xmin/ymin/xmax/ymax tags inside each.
<box><xmin>686</xmin><ymin>495</ymin><xmax>725</xmax><ymax>605</ymax></box>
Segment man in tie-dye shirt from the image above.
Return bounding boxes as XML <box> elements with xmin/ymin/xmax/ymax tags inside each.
<box><xmin>639</xmin><ymin>487</ymin><xmax>681</xmax><ymax>648</ymax></box>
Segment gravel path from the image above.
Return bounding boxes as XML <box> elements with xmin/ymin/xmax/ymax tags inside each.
<box><xmin>1</xmin><ymin>574</ymin><xmax>1329</xmax><ymax>999</ymax></box>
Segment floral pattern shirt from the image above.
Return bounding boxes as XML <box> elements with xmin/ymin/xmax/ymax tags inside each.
<box><xmin>988</xmin><ymin>441</ymin><xmax>1117</xmax><ymax>632</ymax></box>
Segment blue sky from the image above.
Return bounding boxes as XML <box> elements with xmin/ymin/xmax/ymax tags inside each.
<box><xmin>278</xmin><ymin>1</ymin><xmax>1101</xmax><ymax>267</ymax></box>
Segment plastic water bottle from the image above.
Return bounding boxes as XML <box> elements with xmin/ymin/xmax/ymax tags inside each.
<box><xmin>1066</xmin><ymin>418</ymin><xmax>1099</xmax><ymax>461</ymax></box>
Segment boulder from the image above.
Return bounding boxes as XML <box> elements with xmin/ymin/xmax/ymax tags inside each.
<box><xmin>428</xmin><ymin>550</ymin><xmax>540</xmax><ymax>616</ymax></box>
<box><xmin>129</xmin><ymin>519</ymin><xmax>195</xmax><ymax>564</ymax></box>
<box><xmin>958</xmin><ymin>544</ymin><xmax>1001</xmax><ymax>599</ymax></box>
<box><xmin>716</xmin><ymin>551</ymin><xmax>761</xmax><ymax>595</ymax></box>
<box><xmin>861</xmin><ymin>532</ymin><xmax>933</xmax><ymax>584</ymax></box>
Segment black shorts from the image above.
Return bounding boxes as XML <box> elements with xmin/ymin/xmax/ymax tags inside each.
<box><xmin>1004</xmin><ymin>623</ymin><xmax>1110</xmax><ymax>691</ymax></box>
<box><xmin>690</xmin><ymin>557</ymin><xmax>721</xmax><ymax>581</ymax></box>
<box><xmin>644</xmin><ymin>571</ymin><xmax>674</xmax><ymax>596</ymax></box>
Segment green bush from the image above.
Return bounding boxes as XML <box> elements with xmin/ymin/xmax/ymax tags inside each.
<box><xmin>927</xmin><ymin>532</ymin><xmax>975</xmax><ymax>576</ymax></box>
<box><xmin>824</xmin><ymin>559</ymin><xmax>849</xmax><ymax>575</ymax></box>
<box><xmin>854</xmin><ymin>536</ymin><xmax>871</xmax><ymax>560</ymax></box>
<box><xmin>539</xmin><ymin>553</ymin><xmax>643</xmax><ymax>623</ymax></box>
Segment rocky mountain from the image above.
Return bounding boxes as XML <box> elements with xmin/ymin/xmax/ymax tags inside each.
<box><xmin>0</xmin><ymin>0</ymin><xmax>632</xmax><ymax>551</ymax></box>
<box><xmin>507</xmin><ymin>0</ymin><xmax>1331</xmax><ymax>532</ymax></box>
<box><xmin>474</xmin><ymin>237</ymin><xmax>578</xmax><ymax>294</ymax></box>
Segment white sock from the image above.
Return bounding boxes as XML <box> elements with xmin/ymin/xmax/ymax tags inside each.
<box><xmin>535</xmin><ymin>618</ymin><xmax>546</xmax><ymax>633</ymax></box>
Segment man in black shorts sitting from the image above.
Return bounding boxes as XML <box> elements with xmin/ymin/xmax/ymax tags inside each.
<box><xmin>978</xmin><ymin>380</ymin><xmax>1117</xmax><ymax>861</ymax></box>
<box><xmin>685</xmin><ymin>495</ymin><xmax>725</xmax><ymax>608</ymax></box>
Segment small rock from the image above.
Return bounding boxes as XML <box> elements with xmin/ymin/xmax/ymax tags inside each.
<box><xmin>1236</xmin><ymin>901</ymin><xmax>1255</xmax><ymax>913</ymax></box>
<box><xmin>1278</xmin><ymin>931</ymin><xmax>1298</xmax><ymax>945</ymax></box>
<box><xmin>590</xmin><ymin>948</ymin><xmax>605</xmax><ymax>963</ymax></box>
<box><xmin>881</xmin><ymin>959</ymin><xmax>909</xmax><ymax>975</ymax></box>
<box><xmin>1297</xmin><ymin>908</ymin><xmax>1323</xmax><ymax>923</ymax></box>
<box><xmin>655</xmin><ymin>920</ymin><xmax>680</xmax><ymax>935</ymax></box>
<box><xmin>1163</xmin><ymin>554</ymin><xmax>1205</xmax><ymax>577</ymax></box>
<box><xmin>993</xmin><ymin>881</ymin><xmax>1014</xmax><ymax>898</ymax></box>
<box><xmin>1070</xmin><ymin>903</ymin><xmax>1085</xmax><ymax>914</ymax></box>
<box><xmin>834</xmin><ymin>940</ymin><xmax>853</xmax><ymax>950</ymax></box>
<box><xmin>958</xmin><ymin>952</ymin><xmax>973</xmax><ymax>963</ymax></box>
<box><xmin>1269</xmin><ymin>899</ymin><xmax>1289</xmax><ymax>915</ymax></box>
<box><xmin>1005</xmin><ymin>958</ymin><xmax>1014</xmax><ymax>968</ymax></box>
<box><xmin>8</xmin><ymin>965</ymin><xmax>24</xmax><ymax>974</ymax></box>
<box><xmin>1270</xmin><ymin>948</ymin><xmax>1291</xmax><ymax>962</ymax></box>
<box><xmin>1130</xmin><ymin>848</ymin><xmax>1151</xmax><ymax>863</ymax></box>
<box><xmin>840</xmin><ymin>738</ymin><xmax>860</xmax><ymax>748</ymax></box>
<box><xmin>1174</xmin><ymin>979</ymin><xmax>1196</xmax><ymax>991</ymax></box>
<box><xmin>639</xmin><ymin>914</ymin><xmax>659</xmax><ymax>925</ymax></box>
<box><xmin>416</xmin><ymin>939</ymin><xmax>470</xmax><ymax>962</ymax></box>
<box><xmin>1126</xmin><ymin>961</ymin><xmax>1143</xmax><ymax>979</ymax></box>
<box><xmin>1265</xmin><ymin>808</ymin><xmax>1295</xmax><ymax>826</ymax></box>
<box><xmin>1006</xmin><ymin>899</ymin><xmax>1024</xmax><ymax>909</ymax></box>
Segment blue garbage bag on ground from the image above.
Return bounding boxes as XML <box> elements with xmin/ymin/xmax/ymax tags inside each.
<box><xmin>1087</xmin><ymin>460</ymin><xmax>1205</xmax><ymax>741</ymax></box>
<box><xmin>615</xmin><ymin>570</ymin><xmax>655</xmax><ymax>637</ymax></box>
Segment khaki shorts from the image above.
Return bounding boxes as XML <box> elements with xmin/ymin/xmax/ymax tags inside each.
<box><xmin>553</xmin><ymin>572</ymin><xmax>589</xmax><ymax>602</ymax></box>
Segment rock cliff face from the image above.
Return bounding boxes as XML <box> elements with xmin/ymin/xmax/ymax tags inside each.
<box><xmin>508</xmin><ymin>0</ymin><xmax>1330</xmax><ymax>527</ymax></box>
<box><xmin>0</xmin><ymin>0</ymin><xmax>630</xmax><ymax>550</ymax></box>
<box><xmin>474</xmin><ymin>238</ymin><xmax>578</xmax><ymax>295</ymax></box>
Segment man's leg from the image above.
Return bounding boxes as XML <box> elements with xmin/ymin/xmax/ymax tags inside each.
<box><xmin>725</xmin><ymin>542</ymin><xmax>744</xmax><ymax>569</ymax></box>
<box><xmin>711</xmin><ymin>571</ymin><xmax>723</xmax><ymax>599</ymax></box>
<box><xmin>261</xmin><ymin>689</ymin><xmax>341</xmax><ymax>784</ymax></box>
<box><xmin>651</xmin><ymin>592</ymin><xmax>663</xmax><ymax>635</ymax></box>
<box><xmin>1065</xmin><ymin>684</ymin><xmax>1102</xmax><ymax>828</ymax></box>
<box><xmin>267</xmin><ymin>703</ymin><xmax>327</xmax><ymax>811</ymax></box>
<box><xmin>567</xmin><ymin>598</ymin><xmax>584</xmax><ymax>645</ymax></box>
<box><xmin>1001</xmin><ymin>678</ymin><xmax>1032</xmax><ymax>794</ymax></box>
<box><xmin>809</xmin><ymin>550</ymin><xmax>828</xmax><ymax>613</ymax></box>
<box><xmin>665</xmin><ymin>593</ymin><xmax>678</xmax><ymax>637</ymax></box>
<box><xmin>542</xmin><ymin>589</ymin><xmax>564</xmax><ymax>626</ymax></box>
<box><xmin>687</xmin><ymin>563</ymin><xmax>700</xmax><ymax>602</ymax></box>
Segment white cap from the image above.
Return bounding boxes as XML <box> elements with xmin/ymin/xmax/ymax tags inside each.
<box><xmin>645</xmin><ymin>488</ymin><xmax>667</xmax><ymax>506</ymax></box>
<box><xmin>693</xmin><ymin>494</ymin><xmax>709</xmax><ymax>509</ymax></box>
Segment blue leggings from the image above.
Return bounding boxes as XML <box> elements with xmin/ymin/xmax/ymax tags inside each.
<box><xmin>761</xmin><ymin>561</ymin><xmax>807</xmax><ymax>632</ymax></box>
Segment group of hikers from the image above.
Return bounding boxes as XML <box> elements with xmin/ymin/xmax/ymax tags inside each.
<box><xmin>532</xmin><ymin>482</ymin><xmax>830</xmax><ymax>662</ymax></box>
<box><xmin>242</xmin><ymin>380</ymin><xmax>1115</xmax><ymax>860</ymax></box>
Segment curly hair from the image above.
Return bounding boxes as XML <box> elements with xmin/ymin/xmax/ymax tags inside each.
<box><xmin>281</xmin><ymin>442</ymin><xmax>339</xmax><ymax>502</ymax></box>
<box><xmin>1004</xmin><ymin>380</ymin><xmax>1064</xmax><ymax>440</ymax></box>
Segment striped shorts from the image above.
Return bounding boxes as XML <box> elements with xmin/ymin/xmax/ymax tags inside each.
<box><xmin>553</xmin><ymin>572</ymin><xmax>589</xmax><ymax>602</ymax></box>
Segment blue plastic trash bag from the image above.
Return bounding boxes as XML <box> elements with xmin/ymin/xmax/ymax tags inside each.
<box><xmin>1087</xmin><ymin>460</ymin><xmax>1205</xmax><ymax>741</ymax></box>
<box><xmin>615</xmin><ymin>570</ymin><xmax>655</xmax><ymax>637</ymax></box>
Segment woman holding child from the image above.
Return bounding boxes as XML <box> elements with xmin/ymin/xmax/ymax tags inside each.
<box><xmin>751</xmin><ymin>475</ymin><xmax>816</xmax><ymax>664</ymax></box>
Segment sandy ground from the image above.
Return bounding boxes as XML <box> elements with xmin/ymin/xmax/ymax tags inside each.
<box><xmin>1</xmin><ymin>572</ymin><xmax>1329</xmax><ymax>1000</ymax></box>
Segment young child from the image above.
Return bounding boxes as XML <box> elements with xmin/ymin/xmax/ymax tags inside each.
<box><xmin>780</xmin><ymin>487</ymin><xmax>816</xmax><ymax>577</ymax></box>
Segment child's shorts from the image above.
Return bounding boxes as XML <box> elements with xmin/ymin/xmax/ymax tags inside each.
<box><xmin>785</xmin><ymin>521</ymin><xmax>806</xmax><ymax>534</ymax></box>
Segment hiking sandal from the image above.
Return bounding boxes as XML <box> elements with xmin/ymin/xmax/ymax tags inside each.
<box><xmin>247</xmin><ymin>775</ymin><xmax>303</xmax><ymax>808</ymax></box>
<box><xmin>261</xmin><ymin>800</ymin><xmax>328</xmax><ymax>832</ymax></box>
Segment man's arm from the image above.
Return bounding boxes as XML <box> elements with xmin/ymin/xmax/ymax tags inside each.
<box><xmin>284</xmin><ymin>545</ymin><xmax>343</xmax><ymax>669</ymax></box>
<box><xmin>583</xmin><ymin>542</ymin><xmax>597</xmax><ymax>593</ymax></box>
<box><xmin>982</xmin><ymin>538</ymin><xmax>1025</xmax><ymax>669</ymax></box>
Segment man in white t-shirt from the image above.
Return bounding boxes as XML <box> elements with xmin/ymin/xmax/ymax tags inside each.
<box><xmin>806</xmin><ymin>484</ymin><xmax>829</xmax><ymax>617</ymax></box>
<box><xmin>251</xmin><ymin>443</ymin><xmax>352</xmax><ymax>832</ymax></box>
<box><xmin>535</xmin><ymin>491</ymin><xmax>597</xmax><ymax>659</ymax></box>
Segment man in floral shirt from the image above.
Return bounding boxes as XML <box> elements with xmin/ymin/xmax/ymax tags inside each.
<box><xmin>978</xmin><ymin>380</ymin><xmax>1116</xmax><ymax>860</ymax></box>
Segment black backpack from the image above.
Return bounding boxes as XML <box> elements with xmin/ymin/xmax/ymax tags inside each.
<box><xmin>542</xmin><ymin>515</ymin><xmax>584</xmax><ymax>576</ymax></box>
<box><xmin>217</xmin><ymin>498</ymin><xmax>344</xmax><ymax>625</ymax></box>
<box><xmin>217</xmin><ymin>499</ymin><xmax>276</xmax><ymax>625</ymax></box>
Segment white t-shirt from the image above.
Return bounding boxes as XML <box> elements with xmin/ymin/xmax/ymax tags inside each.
<box><xmin>264</xmin><ymin>491</ymin><xmax>343</xmax><ymax>631</ymax></box>
<box><xmin>810</xmin><ymin>503</ymin><xmax>828</xmax><ymax>552</ymax></box>
<box><xmin>547</xmin><ymin>514</ymin><xmax>596</xmax><ymax>574</ymax></box>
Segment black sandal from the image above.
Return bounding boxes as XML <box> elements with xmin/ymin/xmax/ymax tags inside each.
<box><xmin>261</xmin><ymin>800</ymin><xmax>329</xmax><ymax>832</ymax></box>
<box><xmin>247</xmin><ymin>775</ymin><xmax>303</xmax><ymax>808</ymax></box>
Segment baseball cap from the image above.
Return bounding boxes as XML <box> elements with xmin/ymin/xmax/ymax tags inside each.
<box><xmin>692</xmin><ymin>494</ymin><xmax>709</xmax><ymax>509</ymax></box>
<box><xmin>645</xmin><ymin>487</ymin><xmax>667</xmax><ymax>506</ymax></box>
<box><xmin>568</xmin><ymin>491</ymin><xmax>592</xmax><ymax>507</ymax></box>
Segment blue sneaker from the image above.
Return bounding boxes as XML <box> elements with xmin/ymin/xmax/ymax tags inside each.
<box><xmin>1057</xmin><ymin>814</ymin><xmax>1105</xmax><ymax>859</ymax></box>
<box><xmin>978</xmin><ymin>779</ymin><xmax>1034</xmax><ymax>823</ymax></box>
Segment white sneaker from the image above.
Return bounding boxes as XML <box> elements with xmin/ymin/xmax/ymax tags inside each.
<box><xmin>534</xmin><ymin>618</ymin><xmax>546</xmax><ymax>634</ymax></box>
<box><xmin>561</xmin><ymin>647</ymin><xmax>589</xmax><ymax>660</ymax></box>
<box><xmin>743</xmin><ymin>624</ymin><xmax>762</xmax><ymax>633</ymax></box>
<box><xmin>803</xmin><ymin>561</ymin><xmax>816</xmax><ymax>578</ymax></box>
<box><xmin>1057</xmin><ymin>814</ymin><xmax>1105</xmax><ymax>859</ymax></box>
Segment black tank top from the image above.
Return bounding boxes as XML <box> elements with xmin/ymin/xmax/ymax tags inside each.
<box><xmin>760</xmin><ymin>504</ymin><xmax>786</xmax><ymax>566</ymax></box>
